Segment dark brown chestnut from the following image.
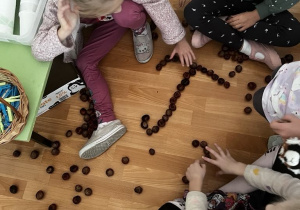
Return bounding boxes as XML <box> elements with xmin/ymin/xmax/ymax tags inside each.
<box><xmin>134</xmin><ymin>186</ymin><xmax>143</xmax><ymax>194</ymax></box>
<box><xmin>192</xmin><ymin>140</ymin><xmax>200</xmax><ymax>148</ymax></box>
<box><xmin>72</xmin><ymin>195</ymin><xmax>81</xmax><ymax>204</ymax></box>
<box><xmin>36</xmin><ymin>190</ymin><xmax>45</xmax><ymax>200</ymax></box>
<box><xmin>149</xmin><ymin>148</ymin><xmax>155</xmax><ymax>155</ymax></box>
<box><xmin>106</xmin><ymin>168</ymin><xmax>114</xmax><ymax>177</ymax></box>
<box><xmin>9</xmin><ymin>185</ymin><xmax>18</xmax><ymax>194</ymax></box>
<box><xmin>121</xmin><ymin>156</ymin><xmax>130</xmax><ymax>164</ymax></box>
<box><xmin>82</xmin><ymin>166</ymin><xmax>90</xmax><ymax>175</ymax></box>
<box><xmin>75</xmin><ymin>185</ymin><xmax>83</xmax><ymax>192</ymax></box>
<box><xmin>146</xmin><ymin>128</ymin><xmax>153</xmax><ymax>136</ymax></box>
<box><xmin>30</xmin><ymin>150</ymin><xmax>39</xmax><ymax>159</ymax></box>
<box><xmin>65</xmin><ymin>130</ymin><xmax>72</xmax><ymax>137</ymax></box>
<box><xmin>244</xmin><ymin>107</ymin><xmax>252</xmax><ymax>114</ymax></box>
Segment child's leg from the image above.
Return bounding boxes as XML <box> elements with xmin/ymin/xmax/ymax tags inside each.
<box><xmin>184</xmin><ymin>0</ymin><xmax>252</xmax><ymax>50</ymax></box>
<box><xmin>76</xmin><ymin>21</ymin><xmax>127</xmax><ymax>123</ymax></box>
<box><xmin>112</xmin><ymin>0</ymin><xmax>146</xmax><ymax>30</ymax></box>
<box><xmin>112</xmin><ymin>0</ymin><xmax>153</xmax><ymax>64</ymax></box>
<box><xmin>241</xmin><ymin>11</ymin><xmax>300</xmax><ymax>47</ymax></box>
<box><xmin>184</xmin><ymin>0</ymin><xmax>281</xmax><ymax>70</ymax></box>
<box><xmin>219</xmin><ymin>146</ymin><xmax>280</xmax><ymax>194</ymax></box>
<box><xmin>77</xmin><ymin>20</ymin><xmax>128</xmax><ymax>159</ymax></box>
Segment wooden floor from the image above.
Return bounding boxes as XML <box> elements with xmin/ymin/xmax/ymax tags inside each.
<box><xmin>1</xmin><ymin>3</ymin><xmax>300</xmax><ymax>210</ymax></box>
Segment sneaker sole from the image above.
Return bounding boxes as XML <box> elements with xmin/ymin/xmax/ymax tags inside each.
<box><xmin>137</xmin><ymin>50</ymin><xmax>153</xmax><ymax>64</ymax></box>
<box><xmin>79</xmin><ymin>125</ymin><xmax>127</xmax><ymax>159</ymax></box>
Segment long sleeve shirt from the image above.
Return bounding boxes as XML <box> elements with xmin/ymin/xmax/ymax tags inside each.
<box><xmin>262</xmin><ymin>61</ymin><xmax>300</xmax><ymax>122</ymax></box>
<box><xmin>255</xmin><ymin>0</ymin><xmax>299</xmax><ymax>19</ymax></box>
<box><xmin>185</xmin><ymin>165</ymin><xmax>300</xmax><ymax>210</ymax></box>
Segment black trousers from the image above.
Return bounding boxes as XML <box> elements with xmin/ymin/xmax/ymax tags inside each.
<box><xmin>184</xmin><ymin>0</ymin><xmax>300</xmax><ymax>49</ymax></box>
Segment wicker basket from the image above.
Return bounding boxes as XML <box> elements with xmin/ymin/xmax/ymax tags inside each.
<box><xmin>0</xmin><ymin>68</ymin><xmax>29</xmax><ymax>145</ymax></box>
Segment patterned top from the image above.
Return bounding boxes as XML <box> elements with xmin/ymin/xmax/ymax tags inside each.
<box><xmin>262</xmin><ymin>61</ymin><xmax>300</xmax><ymax>122</ymax></box>
<box><xmin>185</xmin><ymin>165</ymin><xmax>300</xmax><ymax>209</ymax></box>
<box><xmin>31</xmin><ymin>0</ymin><xmax>185</xmax><ymax>62</ymax></box>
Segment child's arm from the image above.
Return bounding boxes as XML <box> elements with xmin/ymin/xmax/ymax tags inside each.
<box><xmin>226</xmin><ymin>0</ymin><xmax>299</xmax><ymax>31</ymax></box>
<box><xmin>270</xmin><ymin>115</ymin><xmax>300</xmax><ymax>139</ymax></box>
<box><xmin>244</xmin><ymin>165</ymin><xmax>300</xmax><ymax>201</ymax></box>
<box><xmin>31</xmin><ymin>0</ymin><xmax>79</xmax><ymax>61</ymax></box>
<box><xmin>133</xmin><ymin>0</ymin><xmax>195</xmax><ymax>67</ymax></box>
<box><xmin>185</xmin><ymin>160</ymin><xmax>207</xmax><ymax>210</ymax></box>
<box><xmin>203</xmin><ymin>144</ymin><xmax>300</xmax><ymax>206</ymax></box>
<box><xmin>255</xmin><ymin>0</ymin><xmax>299</xmax><ymax>20</ymax></box>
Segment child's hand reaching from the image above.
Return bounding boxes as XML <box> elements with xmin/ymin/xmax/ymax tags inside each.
<box><xmin>270</xmin><ymin>114</ymin><xmax>300</xmax><ymax>139</ymax></box>
<box><xmin>186</xmin><ymin>160</ymin><xmax>206</xmax><ymax>191</ymax></box>
<box><xmin>57</xmin><ymin>0</ymin><xmax>80</xmax><ymax>42</ymax></box>
<box><xmin>226</xmin><ymin>10</ymin><xmax>260</xmax><ymax>32</ymax></box>
<box><xmin>202</xmin><ymin>143</ymin><xmax>246</xmax><ymax>176</ymax></box>
<box><xmin>171</xmin><ymin>38</ymin><xmax>196</xmax><ymax>67</ymax></box>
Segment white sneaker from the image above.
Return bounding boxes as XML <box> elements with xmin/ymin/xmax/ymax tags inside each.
<box><xmin>79</xmin><ymin>119</ymin><xmax>126</xmax><ymax>159</ymax></box>
<box><xmin>133</xmin><ymin>22</ymin><xmax>153</xmax><ymax>63</ymax></box>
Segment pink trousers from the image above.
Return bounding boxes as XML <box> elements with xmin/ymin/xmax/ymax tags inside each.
<box><xmin>76</xmin><ymin>0</ymin><xmax>145</xmax><ymax>122</ymax></box>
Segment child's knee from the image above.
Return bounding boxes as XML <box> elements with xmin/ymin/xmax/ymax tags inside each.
<box><xmin>113</xmin><ymin>0</ymin><xmax>145</xmax><ymax>29</ymax></box>
<box><xmin>76</xmin><ymin>56</ymin><xmax>87</xmax><ymax>72</ymax></box>
<box><xmin>288</xmin><ymin>24</ymin><xmax>300</xmax><ymax>46</ymax></box>
<box><xmin>184</xmin><ymin>1</ymin><xmax>201</xmax><ymax>27</ymax></box>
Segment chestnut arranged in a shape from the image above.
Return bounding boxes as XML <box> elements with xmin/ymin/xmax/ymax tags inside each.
<box><xmin>146</xmin><ymin>59</ymin><xmax>233</xmax><ymax>136</ymax></box>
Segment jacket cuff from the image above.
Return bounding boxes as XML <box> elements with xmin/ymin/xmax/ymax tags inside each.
<box><xmin>255</xmin><ymin>3</ymin><xmax>271</xmax><ymax>20</ymax></box>
<box><xmin>163</xmin><ymin>28</ymin><xmax>186</xmax><ymax>45</ymax></box>
<box><xmin>186</xmin><ymin>191</ymin><xmax>208</xmax><ymax>209</ymax></box>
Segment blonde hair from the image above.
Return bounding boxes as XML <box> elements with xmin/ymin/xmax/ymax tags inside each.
<box><xmin>72</xmin><ymin>0</ymin><xmax>123</xmax><ymax>18</ymax></box>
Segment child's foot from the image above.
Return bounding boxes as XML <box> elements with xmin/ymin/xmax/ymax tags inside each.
<box><xmin>133</xmin><ymin>22</ymin><xmax>153</xmax><ymax>63</ymax></box>
<box><xmin>79</xmin><ymin>119</ymin><xmax>126</xmax><ymax>159</ymax></box>
<box><xmin>247</xmin><ymin>40</ymin><xmax>281</xmax><ymax>70</ymax></box>
<box><xmin>191</xmin><ymin>30</ymin><xmax>212</xmax><ymax>48</ymax></box>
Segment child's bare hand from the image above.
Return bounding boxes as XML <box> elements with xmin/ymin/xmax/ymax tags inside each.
<box><xmin>57</xmin><ymin>0</ymin><xmax>79</xmax><ymax>41</ymax></box>
<box><xmin>179</xmin><ymin>0</ymin><xmax>191</xmax><ymax>7</ymax></box>
<box><xmin>170</xmin><ymin>38</ymin><xmax>196</xmax><ymax>67</ymax></box>
<box><xmin>186</xmin><ymin>160</ymin><xmax>206</xmax><ymax>191</ymax></box>
<box><xmin>202</xmin><ymin>143</ymin><xmax>246</xmax><ymax>176</ymax></box>
<box><xmin>226</xmin><ymin>10</ymin><xmax>260</xmax><ymax>32</ymax></box>
<box><xmin>270</xmin><ymin>115</ymin><xmax>300</xmax><ymax>139</ymax></box>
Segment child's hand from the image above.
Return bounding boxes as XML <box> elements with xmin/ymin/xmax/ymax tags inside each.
<box><xmin>226</xmin><ymin>10</ymin><xmax>260</xmax><ymax>32</ymax></box>
<box><xmin>270</xmin><ymin>115</ymin><xmax>300</xmax><ymax>139</ymax></box>
<box><xmin>57</xmin><ymin>0</ymin><xmax>80</xmax><ymax>42</ymax></box>
<box><xmin>186</xmin><ymin>160</ymin><xmax>206</xmax><ymax>191</ymax></box>
<box><xmin>171</xmin><ymin>38</ymin><xmax>196</xmax><ymax>67</ymax></box>
<box><xmin>179</xmin><ymin>0</ymin><xmax>191</xmax><ymax>7</ymax></box>
<box><xmin>202</xmin><ymin>143</ymin><xmax>246</xmax><ymax>176</ymax></box>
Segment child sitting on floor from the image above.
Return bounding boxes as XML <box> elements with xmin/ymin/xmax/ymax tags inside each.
<box><xmin>32</xmin><ymin>0</ymin><xmax>195</xmax><ymax>160</ymax></box>
<box><xmin>159</xmin><ymin>143</ymin><xmax>300</xmax><ymax>209</ymax></box>
<box><xmin>182</xmin><ymin>0</ymin><xmax>300</xmax><ymax>70</ymax></box>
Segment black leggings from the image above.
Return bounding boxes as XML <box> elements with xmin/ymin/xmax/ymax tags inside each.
<box><xmin>184</xmin><ymin>0</ymin><xmax>300</xmax><ymax>49</ymax></box>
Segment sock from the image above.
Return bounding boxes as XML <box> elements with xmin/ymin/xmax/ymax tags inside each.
<box><xmin>240</xmin><ymin>40</ymin><xmax>251</xmax><ymax>56</ymax></box>
<box><xmin>240</xmin><ymin>40</ymin><xmax>265</xmax><ymax>60</ymax></box>
<box><xmin>133</xmin><ymin>24</ymin><xmax>146</xmax><ymax>35</ymax></box>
